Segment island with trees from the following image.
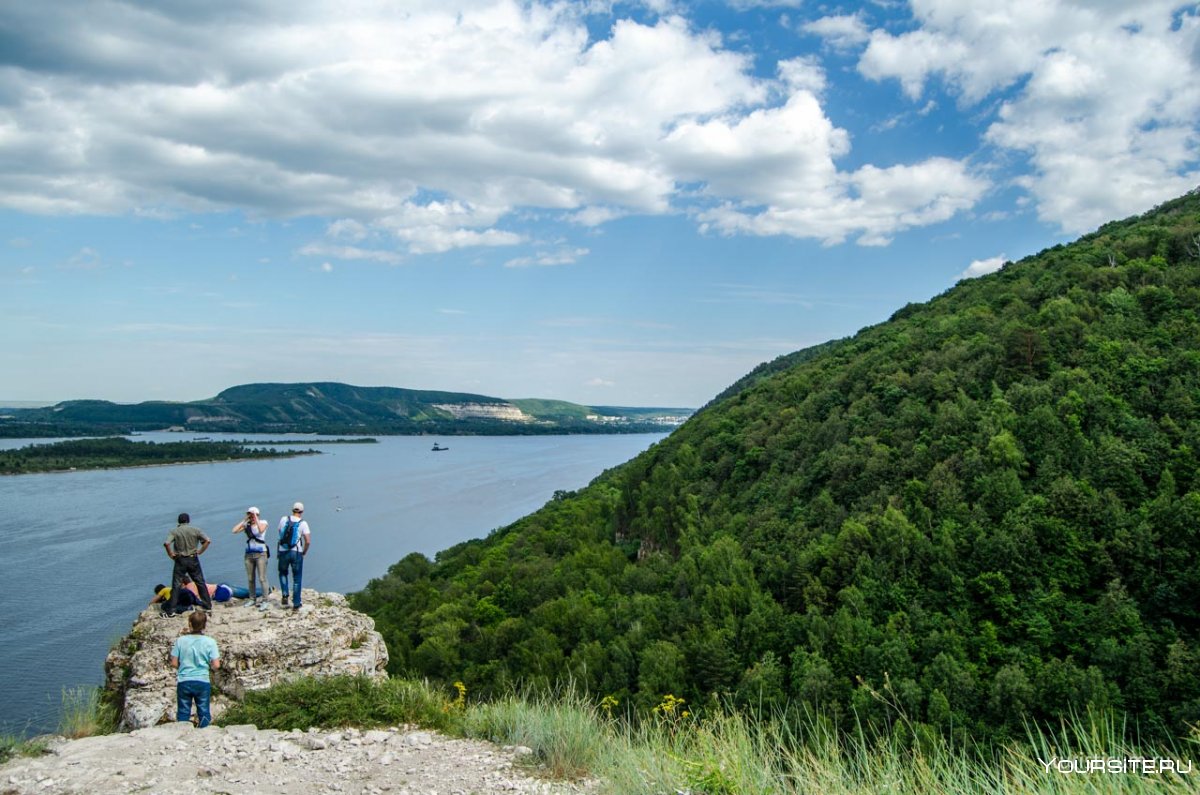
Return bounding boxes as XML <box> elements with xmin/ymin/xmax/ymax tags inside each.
<box><xmin>0</xmin><ymin>437</ymin><xmax>323</xmax><ymax>475</ymax></box>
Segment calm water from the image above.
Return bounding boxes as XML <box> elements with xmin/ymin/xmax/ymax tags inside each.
<box><xmin>0</xmin><ymin>432</ymin><xmax>664</xmax><ymax>736</ymax></box>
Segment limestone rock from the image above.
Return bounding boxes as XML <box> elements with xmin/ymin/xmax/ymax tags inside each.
<box><xmin>105</xmin><ymin>589</ymin><xmax>387</xmax><ymax>729</ymax></box>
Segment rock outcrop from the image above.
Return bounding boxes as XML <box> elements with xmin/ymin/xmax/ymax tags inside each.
<box><xmin>105</xmin><ymin>589</ymin><xmax>387</xmax><ymax>729</ymax></box>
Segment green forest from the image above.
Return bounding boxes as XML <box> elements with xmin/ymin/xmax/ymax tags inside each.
<box><xmin>0</xmin><ymin>437</ymin><xmax>318</xmax><ymax>474</ymax></box>
<box><xmin>352</xmin><ymin>190</ymin><xmax>1200</xmax><ymax>744</ymax></box>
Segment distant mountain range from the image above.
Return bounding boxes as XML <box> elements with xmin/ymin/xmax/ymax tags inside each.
<box><xmin>0</xmin><ymin>382</ymin><xmax>692</xmax><ymax>437</ymax></box>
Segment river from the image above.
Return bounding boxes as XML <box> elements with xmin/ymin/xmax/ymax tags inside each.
<box><xmin>0</xmin><ymin>432</ymin><xmax>665</xmax><ymax>736</ymax></box>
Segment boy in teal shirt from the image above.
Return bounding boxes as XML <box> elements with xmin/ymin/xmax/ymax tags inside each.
<box><xmin>170</xmin><ymin>610</ymin><xmax>221</xmax><ymax>727</ymax></box>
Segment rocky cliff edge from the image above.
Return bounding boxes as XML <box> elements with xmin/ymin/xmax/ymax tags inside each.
<box><xmin>105</xmin><ymin>589</ymin><xmax>388</xmax><ymax>729</ymax></box>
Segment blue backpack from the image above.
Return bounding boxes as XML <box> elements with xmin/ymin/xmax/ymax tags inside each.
<box><xmin>279</xmin><ymin>518</ymin><xmax>303</xmax><ymax>551</ymax></box>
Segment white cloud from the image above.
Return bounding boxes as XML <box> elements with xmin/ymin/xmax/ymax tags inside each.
<box><xmin>567</xmin><ymin>206</ymin><xmax>627</xmax><ymax>226</ymax></box>
<box><xmin>297</xmin><ymin>243</ymin><xmax>402</xmax><ymax>264</ymax></box>
<box><xmin>778</xmin><ymin>56</ymin><xmax>827</xmax><ymax>95</ymax></box>
<box><xmin>803</xmin><ymin>14</ymin><xmax>871</xmax><ymax>51</ymax></box>
<box><xmin>853</xmin><ymin>0</ymin><xmax>1200</xmax><ymax>232</ymax></box>
<box><xmin>504</xmin><ymin>247</ymin><xmax>590</xmax><ymax>268</ymax></box>
<box><xmin>62</xmin><ymin>247</ymin><xmax>103</xmax><ymax>270</ymax></box>
<box><xmin>725</xmin><ymin>0</ymin><xmax>805</xmax><ymax>8</ymax></box>
<box><xmin>959</xmin><ymin>254</ymin><xmax>1007</xmax><ymax>280</ymax></box>
<box><xmin>586</xmin><ymin>377</ymin><xmax>615</xmax><ymax>387</ymax></box>
<box><xmin>327</xmin><ymin>219</ymin><xmax>369</xmax><ymax>242</ymax></box>
<box><xmin>0</xmin><ymin>1</ymin><xmax>990</xmax><ymax>252</ymax></box>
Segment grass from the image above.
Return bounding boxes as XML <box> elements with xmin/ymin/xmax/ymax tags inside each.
<box><xmin>215</xmin><ymin>676</ymin><xmax>1200</xmax><ymax>794</ymax></box>
<box><xmin>0</xmin><ymin>734</ymin><xmax>48</xmax><ymax>765</ymax></box>
<box><xmin>0</xmin><ymin>686</ymin><xmax>114</xmax><ymax>763</ymax></box>
<box><xmin>19</xmin><ymin>674</ymin><xmax>1198</xmax><ymax>794</ymax></box>
<box><xmin>57</xmin><ymin>686</ymin><xmax>118</xmax><ymax>740</ymax></box>
<box><xmin>463</xmin><ymin>687</ymin><xmax>608</xmax><ymax>779</ymax></box>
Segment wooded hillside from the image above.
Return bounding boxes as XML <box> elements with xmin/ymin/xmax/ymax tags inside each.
<box><xmin>353</xmin><ymin>190</ymin><xmax>1200</xmax><ymax>743</ymax></box>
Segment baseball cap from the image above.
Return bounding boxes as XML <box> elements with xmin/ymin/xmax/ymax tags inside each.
<box><xmin>293</xmin><ymin>501</ymin><xmax>305</xmax><ymax>512</ymax></box>
<box><xmin>247</xmin><ymin>507</ymin><xmax>260</xmax><ymax>515</ymax></box>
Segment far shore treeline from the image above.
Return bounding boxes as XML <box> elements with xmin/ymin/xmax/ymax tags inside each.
<box><xmin>0</xmin><ymin>383</ymin><xmax>690</xmax><ymax>438</ymax></box>
<box><xmin>0</xmin><ymin>437</ymin><xmax>322</xmax><ymax>475</ymax></box>
<box><xmin>352</xmin><ymin>189</ymin><xmax>1200</xmax><ymax>745</ymax></box>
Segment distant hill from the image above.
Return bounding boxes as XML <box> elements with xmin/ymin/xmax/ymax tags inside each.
<box><xmin>0</xmin><ymin>382</ymin><xmax>691</xmax><ymax>437</ymax></box>
<box><xmin>353</xmin><ymin>189</ymin><xmax>1200</xmax><ymax>744</ymax></box>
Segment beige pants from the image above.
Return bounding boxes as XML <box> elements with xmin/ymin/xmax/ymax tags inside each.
<box><xmin>244</xmin><ymin>552</ymin><xmax>268</xmax><ymax>601</ymax></box>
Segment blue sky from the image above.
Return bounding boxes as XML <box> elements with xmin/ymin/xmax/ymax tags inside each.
<box><xmin>2</xmin><ymin>1</ymin><xmax>1198</xmax><ymax>407</ymax></box>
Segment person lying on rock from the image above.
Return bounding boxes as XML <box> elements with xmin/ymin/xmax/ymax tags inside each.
<box><xmin>171</xmin><ymin>609</ymin><xmax>221</xmax><ymax>728</ymax></box>
<box><xmin>152</xmin><ymin>577</ymin><xmax>231</xmax><ymax>614</ymax></box>
<box><xmin>150</xmin><ymin>581</ymin><xmax>203</xmax><ymax>614</ymax></box>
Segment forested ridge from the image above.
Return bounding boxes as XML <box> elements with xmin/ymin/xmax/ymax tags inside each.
<box><xmin>1</xmin><ymin>382</ymin><xmax>687</xmax><ymax>437</ymax></box>
<box><xmin>352</xmin><ymin>190</ymin><xmax>1200</xmax><ymax>743</ymax></box>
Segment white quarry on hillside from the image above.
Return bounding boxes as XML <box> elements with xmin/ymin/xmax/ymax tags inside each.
<box><xmin>105</xmin><ymin>589</ymin><xmax>387</xmax><ymax>730</ymax></box>
<box><xmin>433</xmin><ymin>402</ymin><xmax>533</xmax><ymax>421</ymax></box>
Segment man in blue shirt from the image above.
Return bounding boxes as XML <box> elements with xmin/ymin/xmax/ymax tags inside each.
<box><xmin>171</xmin><ymin>610</ymin><xmax>221</xmax><ymax>727</ymax></box>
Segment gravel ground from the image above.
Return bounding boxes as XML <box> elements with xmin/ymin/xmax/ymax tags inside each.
<box><xmin>1</xmin><ymin>722</ymin><xmax>596</xmax><ymax>795</ymax></box>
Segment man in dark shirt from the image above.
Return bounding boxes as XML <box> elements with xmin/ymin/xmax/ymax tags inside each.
<box><xmin>164</xmin><ymin>512</ymin><xmax>213</xmax><ymax>613</ymax></box>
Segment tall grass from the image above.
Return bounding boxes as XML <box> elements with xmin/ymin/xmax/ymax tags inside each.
<box><xmin>463</xmin><ymin>687</ymin><xmax>609</xmax><ymax>779</ymax></box>
<box><xmin>57</xmin><ymin>686</ymin><xmax>118</xmax><ymax>739</ymax></box>
<box><xmin>588</xmin><ymin>706</ymin><xmax>1197</xmax><ymax>795</ymax></box>
<box><xmin>455</xmin><ymin>689</ymin><xmax>1198</xmax><ymax>795</ymax></box>
<box><xmin>187</xmin><ymin>676</ymin><xmax>1200</xmax><ymax>794</ymax></box>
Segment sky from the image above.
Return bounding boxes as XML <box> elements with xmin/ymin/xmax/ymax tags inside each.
<box><xmin>1</xmin><ymin>1</ymin><xmax>1198</xmax><ymax>408</ymax></box>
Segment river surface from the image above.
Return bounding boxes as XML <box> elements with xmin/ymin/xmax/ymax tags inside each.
<box><xmin>0</xmin><ymin>432</ymin><xmax>665</xmax><ymax>736</ymax></box>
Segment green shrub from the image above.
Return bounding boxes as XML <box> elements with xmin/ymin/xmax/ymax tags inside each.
<box><xmin>216</xmin><ymin>675</ymin><xmax>455</xmax><ymax>732</ymax></box>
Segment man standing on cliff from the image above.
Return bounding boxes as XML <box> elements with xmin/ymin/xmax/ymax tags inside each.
<box><xmin>164</xmin><ymin>512</ymin><xmax>213</xmax><ymax>614</ymax></box>
<box><xmin>277</xmin><ymin>502</ymin><xmax>311</xmax><ymax>611</ymax></box>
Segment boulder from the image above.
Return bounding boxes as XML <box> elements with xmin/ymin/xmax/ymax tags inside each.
<box><xmin>105</xmin><ymin>589</ymin><xmax>388</xmax><ymax>729</ymax></box>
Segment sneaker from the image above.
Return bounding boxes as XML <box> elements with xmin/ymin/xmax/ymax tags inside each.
<box><xmin>292</xmin><ymin>604</ymin><xmax>301</xmax><ymax>611</ymax></box>
<box><xmin>257</xmin><ymin>602</ymin><xmax>270</xmax><ymax>611</ymax></box>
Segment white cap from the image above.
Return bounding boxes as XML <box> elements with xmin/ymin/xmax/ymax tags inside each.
<box><xmin>293</xmin><ymin>502</ymin><xmax>304</xmax><ymax>512</ymax></box>
<box><xmin>247</xmin><ymin>507</ymin><xmax>260</xmax><ymax>516</ymax></box>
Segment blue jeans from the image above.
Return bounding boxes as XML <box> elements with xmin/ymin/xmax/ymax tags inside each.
<box><xmin>278</xmin><ymin>550</ymin><xmax>304</xmax><ymax>606</ymax></box>
<box><xmin>177</xmin><ymin>680</ymin><xmax>212</xmax><ymax>727</ymax></box>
